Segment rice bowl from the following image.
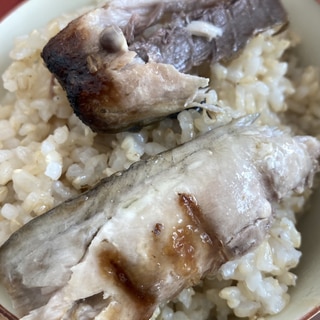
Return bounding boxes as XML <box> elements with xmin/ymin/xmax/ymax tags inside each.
<box><xmin>0</xmin><ymin>0</ymin><xmax>320</xmax><ymax>319</ymax></box>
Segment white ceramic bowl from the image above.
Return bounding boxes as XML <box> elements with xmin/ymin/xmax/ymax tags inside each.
<box><xmin>0</xmin><ymin>1</ymin><xmax>320</xmax><ymax>319</ymax></box>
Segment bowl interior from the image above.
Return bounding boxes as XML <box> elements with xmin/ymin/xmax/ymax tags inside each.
<box><xmin>0</xmin><ymin>0</ymin><xmax>320</xmax><ymax>319</ymax></box>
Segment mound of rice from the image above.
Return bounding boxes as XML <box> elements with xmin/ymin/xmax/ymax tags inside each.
<box><xmin>0</xmin><ymin>2</ymin><xmax>320</xmax><ymax>319</ymax></box>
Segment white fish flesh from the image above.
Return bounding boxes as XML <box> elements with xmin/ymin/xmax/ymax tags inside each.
<box><xmin>0</xmin><ymin>116</ymin><xmax>319</xmax><ymax>319</ymax></box>
<box><xmin>41</xmin><ymin>0</ymin><xmax>288</xmax><ymax>132</ymax></box>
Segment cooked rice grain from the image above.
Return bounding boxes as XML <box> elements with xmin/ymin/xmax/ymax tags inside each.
<box><xmin>0</xmin><ymin>2</ymin><xmax>320</xmax><ymax>320</ymax></box>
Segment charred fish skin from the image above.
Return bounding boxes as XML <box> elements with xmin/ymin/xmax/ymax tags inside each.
<box><xmin>41</xmin><ymin>3</ymin><xmax>209</xmax><ymax>134</ymax></box>
<box><xmin>41</xmin><ymin>0</ymin><xmax>288</xmax><ymax>133</ymax></box>
<box><xmin>0</xmin><ymin>116</ymin><xmax>319</xmax><ymax>320</ymax></box>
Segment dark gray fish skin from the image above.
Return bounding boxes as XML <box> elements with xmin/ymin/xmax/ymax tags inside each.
<box><xmin>0</xmin><ymin>116</ymin><xmax>319</xmax><ymax>320</ymax></box>
<box><xmin>41</xmin><ymin>0</ymin><xmax>288</xmax><ymax>133</ymax></box>
<box><xmin>128</xmin><ymin>0</ymin><xmax>288</xmax><ymax>73</ymax></box>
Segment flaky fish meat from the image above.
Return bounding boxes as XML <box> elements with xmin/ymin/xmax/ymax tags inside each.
<box><xmin>0</xmin><ymin>115</ymin><xmax>319</xmax><ymax>320</ymax></box>
<box><xmin>41</xmin><ymin>0</ymin><xmax>288</xmax><ymax>132</ymax></box>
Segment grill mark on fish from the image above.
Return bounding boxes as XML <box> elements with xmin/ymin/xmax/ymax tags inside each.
<box><xmin>97</xmin><ymin>193</ymin><xmax>220</xmax><ymax>319</ymax></box>
<box><xmin>152</xmin><ymin>223</ymin><xmax>164</xmax><ymax>236</ymax></box>
<box><xmin>98</xmin><ymin>244</ymin><xmax>157</xmax><ymax>320</ymax></box>
<box><xmin>160</xmin><ymin>193</ymin><xmax>219</xmax><ymax>282</ymax></box>
<box><xmin>178</xmin><ymin>193</ymin><xmax>228</xmax><ymax>264</ymax></box>
<box><xmin>0</xmin><ymin>116</ymin><xmax>319</xmax><ymax>319</ymax></box>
